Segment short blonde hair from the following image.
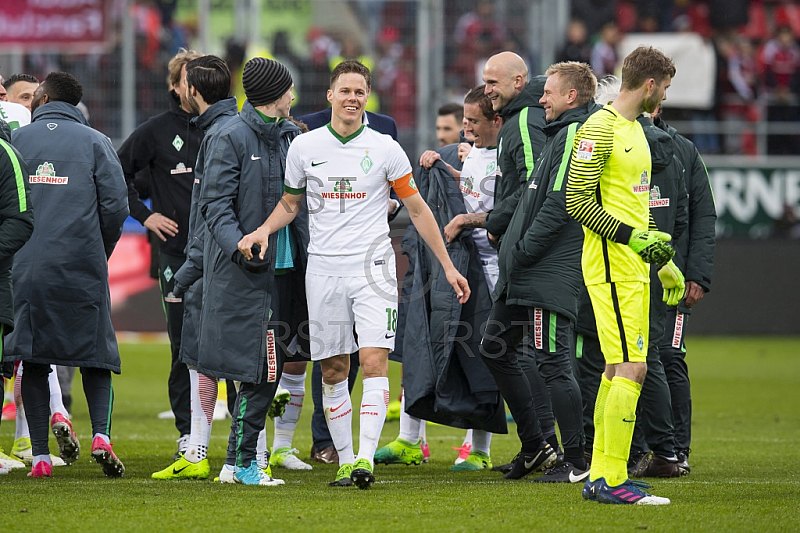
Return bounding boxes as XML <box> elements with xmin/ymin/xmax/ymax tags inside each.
<box><xmin>544</xmin><ymin>61</ymin><xmax>598</xmax><ymax>106</ymax></box>
<box><xmin>167</xmin><ymin>48</ymin><xmax>204</xmax><ymax>89</ymax></box>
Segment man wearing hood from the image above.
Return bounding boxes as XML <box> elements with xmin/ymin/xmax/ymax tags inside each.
<box><xmin>6</xmin><ymin>72</ymin><xmax>129</xmax><ymax>479</ymax></box>
<box><xmin>117</xmin><ymin>47</ymin><xmax>204</xmax><ymax>461</ymax></box>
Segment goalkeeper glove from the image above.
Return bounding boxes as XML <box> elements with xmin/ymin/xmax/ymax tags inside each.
<box><xmin>628</xmin><ymin>229</ymin><xmax>675</xmax><ymax>265</ymax></box>
<box><xmin>658</xmin><ymin>260</ymin><xmax>685</xmax><ymax>306</ymax></box>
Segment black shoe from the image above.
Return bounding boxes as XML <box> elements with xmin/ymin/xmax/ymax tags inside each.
<box><xmin>676</xmin><ymin>448</ymin><xmax>691</xmax><ymax>474</ymax></box>
<box><xmin>531</xmin><ymin>461</ymin><xmax>590</xmax><ymax>483</ymax></box>
<box><xmin>627</xmin><ymin>451</ymin><xmax>651</xmax><ymax>478</ymax></box>
<box><xmin>350</xmin><ymin>459</ymin><xmax>375</xmax><ymax>490</ymax></box>
<box><xmin>503</xmin><ymin>443</ymin><xmax>557</xmax><ymax>480</ymax></box>
<box><xmin>490</xmin><ymin>461</ymin><xmax>514</xmax><ymax>474</ymax></box>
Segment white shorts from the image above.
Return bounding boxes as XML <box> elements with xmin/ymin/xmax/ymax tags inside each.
<box><xmin>306</xmin><ymin>256</ymin><xmax>398</xmax><ymax>361</ymax></box>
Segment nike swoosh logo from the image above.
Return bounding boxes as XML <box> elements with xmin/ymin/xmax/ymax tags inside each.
<box><xmin>251</xmin><ymin>154</ymin><xmax>261</xmax><ymax>160</ymax></box>
<box><xmin>311</xmin><ymin>160</ymin><xmax>327</xmax><ymax>167</ymax></box>
<box><xmin>569</xmin><ymin>469</ymin><xmax>590</xmax><ymax>483</ymax></box>
<box><xmin>330</xmin><ymin>400</ymin><xmax>348</xmax><ymax>413</ymax></box>
<box><xmin>624</xmin><ymin>147</ymin><xmax>633</xmax><ymax>153</ymax></box>
<box><xmin>361</xmin><ymin>404</ymin><xmax>377</xmax><ymax>408</ymax></box>
<box><xmin>622</xmin><ymin>418</ymin><xmax>635</xmax><ymax>423</ymax></box>
<box><xmin>173</xmin><ymin>465</ymin><xmax>189</xmax><ymax>474</ymax></box>
<box><xmin>524</xmin><ymin>451</ymin><xmax>542</xmax><ymax>469</ymax></box>
<box><xmin>385</xmin><ymin>333</ymin><xmax>395</xmax><ymax>339</ymax></box>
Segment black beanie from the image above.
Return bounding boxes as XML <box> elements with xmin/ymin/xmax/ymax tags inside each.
<box><xmin>242</xmin><ymin>57</ymin><xmax>293</xmax><ymax>107</ymax></box>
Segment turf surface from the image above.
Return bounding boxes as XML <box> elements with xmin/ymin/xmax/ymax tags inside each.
<box><xmin>1</xmin><ymin>337</ymin><xmax>798</xmax><ymax>532</ymax></box>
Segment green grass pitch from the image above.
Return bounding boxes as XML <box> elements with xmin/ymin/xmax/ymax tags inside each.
<box><xmin>1</xmin><ymin>337</ymin><xmax>798</xmax><ymax>532</ymax></box>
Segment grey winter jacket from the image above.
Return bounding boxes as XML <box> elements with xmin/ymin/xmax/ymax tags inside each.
<box><xmin>5</xmin><ymin>102</ymin><xmax>129</xmax><ymax>371</ymax></box>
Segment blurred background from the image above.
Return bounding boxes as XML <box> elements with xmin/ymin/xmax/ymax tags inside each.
<box><xmin>1</xmin><ymin>0</ymin><xmax>798</xmax><ymax>335</ymax></box>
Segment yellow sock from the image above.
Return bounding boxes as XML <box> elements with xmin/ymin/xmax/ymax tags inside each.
<box><xmin>604</xmin><ymin>376</ymin><xmax>642</xmax><ymax>486</ymax></box>
<box><xmin>589</xmin><ymin>374</ymin><xmax>612</xmax><ymax>482</ymax></box>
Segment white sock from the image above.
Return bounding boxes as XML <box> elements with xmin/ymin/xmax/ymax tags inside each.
<box><xmin>462</xmin><ymin>428</ymin><xmax>473</xmax><ymax>447</ymax></box>
<box><xmin>471</xmin><ymin>430</ymin><xmax>492</xmax><ymax>455</ymax></box>
<box><xmin>398</xmin><ymin>389</ymin><xmax>421</xmax><ymax>443</ymax></box>
<box><xmin>257</xmin><ymin>428</ymin><xmax>268</xmax><ymax>467</ymax></box>
<box><xmin>93</xmin><ymin>433</ymin><xmax>110</xmax><ymax>444</ymax></box>
<box><xmin>273</xmin><ymin>372</ymin><xmax>305</xmax><ymax>450</ymax></box>
<box><xmin>322</xmin><ymin>378</ymin><xmax>354</xmax><ymax>466</ymax></box>
<box><xmin>356</xmin><ymin>377</ymin><xmax>389</xmax><ymax>465</ymax></box>
<box><xmin>33</xmin><ymin>454</ymin><xmax>52</xmax><ymax>467</ymax></box>
<box><xmin>187</xmin><ymin>372</ymin><xmax>216</xmax><ymax>461</ymax></box>
<box><xmin>48</xmin><ymin>365</ymin><xmax>68</xmax><ymax>418</ymax></box>
<box><xmin>14</xmin><ymin>365</ymin><xmax>29</xmax><ymax>441</ymax></box>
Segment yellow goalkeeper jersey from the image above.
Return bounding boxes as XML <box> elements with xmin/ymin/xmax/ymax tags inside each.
<box><xmin>566</xmin><ymin>105</ymin><xmax>651</xmax><ymax>286</ymax></box>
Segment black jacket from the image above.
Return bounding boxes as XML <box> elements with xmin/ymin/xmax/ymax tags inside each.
<box><xmin>655</xmin><ymin>117</ymin><xmax>716</xmax><ymax>298</ymax></box>
<box><xmin>484</xmin><ymin>76</ymin><xmax>547</xmax><ymax>237</ymax></box>
<box><xmin>0</xmin><ymin>122</ymin><xmax>34</xmax><ymax>333</ymax></box>
<box><xmin>495</xmin><ymin>104</ymin><xmax>594</xmax><ymax>321</ymax></box>
<box><xmin>117</xmin><ymin>91</ymin><xmax>203</xmax><ymax>257</ymax></box>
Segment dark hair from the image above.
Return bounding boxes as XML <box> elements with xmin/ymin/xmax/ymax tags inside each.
<box><xmin>41</xmin><ymin>72</ymin><xmax>82</xmax><ymax>105</ymax></box>
<box><xmin>330</xmin><ymin>60</ymin><xmax>371</xmax><ymax>89</ymax></box>
<box><xmin>621</xmin><ymin>46</ymin><xmax>676</xmax><ymax>91</ymax></box>
<box><xmin>437</xmin><ymin>102</ymin><xmax>464</xmax><ymax>122</ymax></box>
<box><xmin>186</xmin><ymin>55</ymin><xmax>231</xmax><ymax>105</ymax></box>
<box><xmin>3</xmin><ymin>73</ymin><xmax>39</xmax><ymax>90</ymax></box>
<box><xmin>463</xmin><ymin>85</ymin><xmax>495</xmax><ymax>121</ymax></box>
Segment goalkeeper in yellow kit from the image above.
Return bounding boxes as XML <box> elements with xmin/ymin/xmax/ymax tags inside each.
<box><xmin>566</xmin><ymin>46</ymin><xmax>683</xmax><ymax>505</ymax></box>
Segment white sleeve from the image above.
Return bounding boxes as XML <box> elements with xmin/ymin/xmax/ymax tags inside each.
<box><xmin>284</xmin><ymin>140</ymin><xmax>306</xmax><ymax>191</ymax></box>
<box><xmin>385</xmin><ymin>138</ymin><xmax>413</xmax><ymax>182</ymax></box>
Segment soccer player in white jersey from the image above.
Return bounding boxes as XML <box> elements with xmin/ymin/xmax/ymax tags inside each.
<box><xmin>238</xmin><ymin>60</ymin><xmax>470</xmax><ymax>489</ymax></box>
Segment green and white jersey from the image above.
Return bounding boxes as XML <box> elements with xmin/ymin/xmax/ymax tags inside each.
<box><xmin>284</xmin><ymin>123</ymin><xmax>413</xmax><ymax>275</ymax></box>
<box><xmin>0</xmin><ymin>101</ymin><xmax>31</xmax><ymax>131</ymax></box>
<box><xmin>458</xmin><ymin>145</ymin><xmax>497</xmax><ymax>262</ymax></box>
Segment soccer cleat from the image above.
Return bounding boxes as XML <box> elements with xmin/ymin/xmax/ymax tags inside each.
<box><xmin>28</xmin><ymin>461</ymin><xmax>53</xmax><ymax>478</ymax></box>
<box><xmin>11</xmin><ymin>437</ymin><xmax>32</xmax><ymax>464</ymax></box>
<box><xmin>582</xmin><ymin>477</ymin><xmax>599</xmax><ymax>501</ymax></box>
<box><xmin>374</xmin><ymin>438</ymin><xmax>423</xmax><ymax>465</ymax></box>
<box><xmin>531</xmin><ymin>461</ymin><xmax>590</xmax><ymax>483</ymax></box>
<box><xmin>420</xmin><ymin>441</ymin><xmax>430</xmax><ymax>463</ymax></box>
<box><xmin>91</xmin><ymin>437</ymin><xmax>125</xmax><ymax>478</ymax></box>
<box><xmin>0</xmin><ymin>462</ymin><xmax>10</xmax><ymax>475</ymax></box>
<box><xmin>217</xmin><ymin>464</ymin><xmax>236</xmax><ymax>484</ymax></box>
<box><xmin>595</xmin><ymin>478</ymin><xmax>671</xmax><ymax>505</ymax></box>
<box><xmin>350</xmin><ymin>458</ymin><xmax>375</xmax><ymax>490</ymax></box>
<box><xmin>270</xmin><ymin>447</ymin><xmax>312</xmax><ymax>470</ymax></box>
<box><xmin>233</xmin><ymin>460</ymin><xmax>285</xmax><ymax>486</ymax></box>
<box><xmin>676</xmin><ymin>448</ymin><xmax>691</xmax><ymax>474</ymax></box>
<box><xmin>268</xmin><ymin>387</ymin><xmax>292</xmax><ymax>420</ymax></box>
<box><xmin>173</xmin><ymin>434</ymin><xmax>190</xmax><ymax>461</ymax></box>
<box><xmin>151</xmin><ymin>455</ymin><xmax>210</xmax><ymax>480</ymax></box>
<box><xmin>51</xmin><ymin>413</ymin><xmax>80</xmax><ymax>465</ymax></box>
<box><xmin>452</xmin><ymin>443</ymin><xmax>471</xmax><ymax>465</ymax></box>
<box><xmin>503</xmin><ymin>442</ymin><xmax>557</xmax><ymax>480</ymax></box>
<box><xmin>451</xmin><ymin>450</ymin><xmax>492</xmax><ymax>471</ymax></box>
<box><xmin>328</xmin><ymin>463</ymin><xmax>353</xmax><ymax>487</ymax></box>
<box><xmin>385</xmin><ymin>400</ymin><xmax>402</xmax><ymax>421</ymax></box>
<box><xmin>0</xmin><ymin>448</ymin><xmax>26</xmax><ymax>470</ymax></box>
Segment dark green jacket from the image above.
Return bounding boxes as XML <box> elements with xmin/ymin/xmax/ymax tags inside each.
<box><xmin>484</xmin><ymin>76</ymin><xmax>547</xmax><ymax>237</ymax></box>
<box><xmin>494</xmin><ymin>104</ymin><xmax>593</xmax><ymax>322</ymax></box>
<box><xmin>655</xmin><ymin>117</ymin><xmax>716</xmax><ymax>296</ymax></box>
<box><xmin>0</xmin><ymin>122</ymin><xmax>33</xmax><ymax>333</ymax></box>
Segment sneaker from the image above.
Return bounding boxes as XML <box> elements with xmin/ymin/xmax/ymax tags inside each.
<box><xmin>374</xmin><ymin>438</ymin><xmax>423</xmax><ymax>465</ymax></box>
<box><xmin>452</xmin><ymin>443</ymin><xmax>471</xmax><ymax>465</ymax></box>
<box><xmin>582</xmin><ymin>477</ymin><xmax>599</xmax><ymax>501</ymax></box>
<box><xmin>1</xmin><ymin>401</ymin><xmax>15</xmax><ymax>421</ymax></box>
<box><xmin>420</xmin><ymin>441</ymin><xmax>430</xmax><ymax>463</ymax></box>
<box><xmin>270</xmin><ymin>447</ymin><xmax>312</xmax><ymax>470</ymax></box>
<box><xmin>676</xmin><ymin>448</ymin><xmax>691</xmax><ymax>474</ymax></box>
<box><xmin>451</xmin><ymin>450</ymin><xmax>492</xmax><ymax>471</ymax></box>
<box><xmin>11</xmin><ymin>437</ymin><xmax>32</xmax><ymax>464</ymax></box>
<box><xmin>638</xmin><ymin>454</ymin><xmax>684</xmax><ymax>478</ymax></box>
<box><xmin>386</xmin><ymin>400</ymin><xmax>402</xmax><ymax>421</ymax></box>
<box><xmin>234</xmin><ymin>460</ymin><xmax>285</xmax><ymax>486</ymax></box>
<box><xmin>268</xmin><ymin>387</ymin><xmax>291</xmax><ymax>420</ymax></box>
<box><xmin>503</xmin><ymin>443</ymin><xmax>557</xmax><ymax>480</ymax></box>
<box><xmin>531</xmin><ymin>461</ymin><xmax>590</xmax><ymax>483</ymax></box>
<box><xmin>328</xmin><ymin>463</ymin><xmax>353</xmax><ymax>487</ymax></box>
<box><xmin>27</xmin><ymin>461</ymin><xmax>52</xmax><ymax>478</ymax></box>
<box><xmin>627</xmin><ymin>450</ymin><xmax>651</xmax><ymax>478</ymax></box>
<box><xmin>595</xmin><ymin>478</ymin><xmax>671</xmax><ymax>505</ymax></box>
<box><xmin>173</xmin><ymin>434</ymin><xmax>190</xmax><ymax>461</ymax></box>
<box><xmin>91</xmin><ymin>437</ymin><xmax>125</xmax><ymax>478</ymax></box>
<box><xmin>217</xmin><ymin>464</ymin><xmax>236</xmax><ymax>484</ymax></box>
<box><xmin>350</xmin><ymin>458</ymin><xmax>375</xmax><ymax>489</ymax></box>
<box><xmin>151</xmin><ymin>455</ymin><xmax>210</xmax><ymax>480</ymax></box>
<box><xmin>51</xmin><ymin>413</ymin><xmax>80</xmax><ymax>465</ymax></box>
<box><xmin>0</xmin><ymin>448</ymin><xmax>26</xmax><ymax>470</ymax></box>
<box><xmin>310</xmin><ymin>444</ymin><xmax>339</xmax><ymax>464</ymax></box>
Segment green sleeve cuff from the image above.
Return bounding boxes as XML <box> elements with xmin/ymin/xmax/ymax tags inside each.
<box><xmin>283</xmin><ymin>184</ymin><xmax>305</xmax><ymax>195</ymax></box>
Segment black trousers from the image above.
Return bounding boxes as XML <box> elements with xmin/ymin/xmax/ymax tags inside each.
<box><xmin>22</xmin><ymin>363</ymin><xmax>114</xmax><ymax>456</ymax></box>
<box><xmin>659</xmin><ymin>306</ymin><xmax>692</xmax><ymax>451</ymax></box>
<box><xmin>159</xmin><ymin>252</ymin><xmax>191</xmax><ymax>437</ymax></box>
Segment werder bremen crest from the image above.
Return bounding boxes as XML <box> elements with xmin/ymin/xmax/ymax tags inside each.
<box><xmin>172</xmin><ymin>134</ymin><xmax>184</xmax><ymax>151</ymax></box>
<box><xmin>360</xmin><ymin>151</ymin><xmax>373</xmax><ymax>173</ymax></box>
